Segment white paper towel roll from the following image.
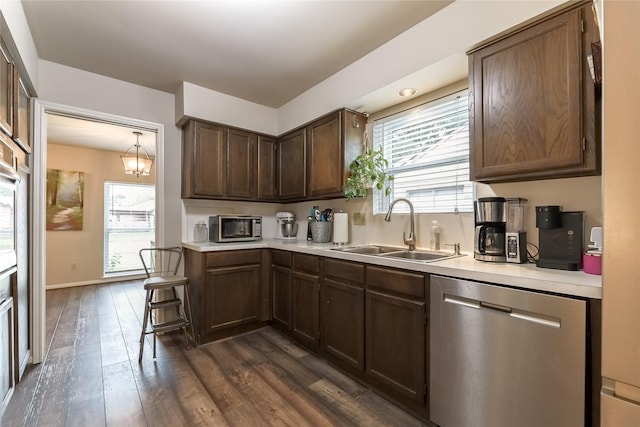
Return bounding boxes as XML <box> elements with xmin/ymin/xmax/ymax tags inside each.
<box><xmin>333</xmin><ymin>212</ymin><xmax>349</xmax><ymax>244</ymax></box>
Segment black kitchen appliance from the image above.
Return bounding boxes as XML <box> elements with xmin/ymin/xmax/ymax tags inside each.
<box><xmin>474</xmin><ymin>197</ymin><xmax>506</xmax><ymax>262</ymax></box>
<box><xmin>536</xmin><ymin>206</ymin><xmax>584</xmax><ymax>270</ymax></box>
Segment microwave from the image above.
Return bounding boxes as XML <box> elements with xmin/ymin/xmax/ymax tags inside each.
<box><xmin>208</xmin><ymin>215</ymin><xmax>262</xmax><ymax>243</ymax></box>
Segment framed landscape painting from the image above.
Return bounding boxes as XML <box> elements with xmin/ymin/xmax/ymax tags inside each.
<box><xmin>46</xmin><ymin>169</ymin><xmax>85</xmax><ymax>231</ymax></box>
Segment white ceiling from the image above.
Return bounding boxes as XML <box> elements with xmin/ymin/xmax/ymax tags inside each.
<box><xmin>22</xmin><ymin>0</ymin><xmax>451</xmax><ymax>108</ymax></box>
<box><xmin>23</xmin><ymin>0</ymin><xmax>453</xmax><ymax>153</ymax></box>
<box><xmin>46</xmin><ymin>114</ymin><xmax>157</xmax><ymax>155</ymax></box>
<box><xmin>22</xmin><ymin>0</ymin><xmax>453</xmax><ymax>154</ymax></box>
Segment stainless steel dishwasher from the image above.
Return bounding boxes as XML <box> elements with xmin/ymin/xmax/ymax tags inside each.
<box><xmin>429</xmin><ymin>275</ymin><xmax>586</xmax><ymax>427</ymax></box>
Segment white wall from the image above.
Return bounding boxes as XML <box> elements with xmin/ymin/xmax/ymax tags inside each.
<box><xmin>37</xmin><ymin>60</ymin><xmax>182</xmax><ymax>249</ymax></box>
<box><xmin>276</xmin><ymin>0</ymin><xmax>565</xmax><ymax>133</ymax></box>
<box><xmin>0</xmin><ymin>0</ymin><xmax>39</xmax><ymax>92</ymax></box>
<box><xmin>177</xmin><ymin>82</ymin><xmax>278</xmax><ymax>135</ymax></box>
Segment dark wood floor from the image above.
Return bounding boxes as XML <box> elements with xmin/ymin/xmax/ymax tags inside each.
<box><xmin>2</xmin><ymin>281</ymin><xmax>427</xmax><ymax>426</ymax></box>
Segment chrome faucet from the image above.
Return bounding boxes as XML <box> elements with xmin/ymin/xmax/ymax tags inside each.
<box><xmin>384</xmin><ymin>198</ymin><xmax>416</xmax><ymax>251</ymax></box>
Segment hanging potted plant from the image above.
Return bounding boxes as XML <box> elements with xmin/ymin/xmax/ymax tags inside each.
<box><xmin>343</xmin><ymin>144</ymin><xmax>394</xmax><ymax>200</ymax></box>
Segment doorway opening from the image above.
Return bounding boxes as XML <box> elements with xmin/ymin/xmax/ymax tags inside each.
<box><xmin>32</xmin><ymin>100</ymin><xmax>165</xmax><ymax>364</ymax></box>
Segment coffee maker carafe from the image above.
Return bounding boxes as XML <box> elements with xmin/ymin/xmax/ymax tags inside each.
<box><xmin>474</xmin><ymin>197</ymin><xmax>506</xmax><ymax>262</ymax></box>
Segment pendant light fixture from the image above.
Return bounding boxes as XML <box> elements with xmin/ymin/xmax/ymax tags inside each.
<box><xmin>121</xmin><ymin>131</ymin><xmax>153</xmax><ymax>177</ymax></box>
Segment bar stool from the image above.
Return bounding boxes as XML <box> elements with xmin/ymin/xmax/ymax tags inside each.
<box><xmin>138</xmin><ymin>247</ymin><xmax>194</xmax><ymax>363</ymax></box>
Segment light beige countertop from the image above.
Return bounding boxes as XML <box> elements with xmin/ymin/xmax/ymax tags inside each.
<box><xmin>183</xmin><ymin>239</ymin><xmax>602</xmax><ymax>299</ymax></box>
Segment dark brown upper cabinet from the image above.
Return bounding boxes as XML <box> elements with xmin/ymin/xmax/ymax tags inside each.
<box><xmin>0</xmin><ymin>39</ymin><xmax>14</xmax><ymax>139</ymax></box>
<box><xmin>226</xmin><ymin>128</ymin><xmax>257</xmax><ymax>199</ymax></box>
<box><xmin>277</xmin><ymin>128</ymin><xmax>306</xmax><ymax>201</ymax></box>
<box><xmin>13</xmin><ymin>76</ymin><xmax>30</xmax><ymax>152</ymax></box>
<box><xmin>306</xmin><ymin>110</ymin><xmax>367</xmax><ymax>198</ymax></box>
<box><xmin>257</xmin><ymin>136</ymin><xmax>277</xmax><ymax>201</ymax></box>
<box><xmin>182</xmin><ymin>119</ymin><xmax>277</xmax><ymax>201</ymax></box>
<box><xmin>468</xmin><ymin>1</ymin><xmax>600</xmax><ymax>182</ymax></box>
<box><xmin>277</xmin><ymin>108</ymin><xmax>366</xmax><ymax>202</ymax></box>
<box><xmin>182</xmin><ymin>120</ymin><xmax>227</xmax><ymax>198</ymax></box>
<box><xmin>182</xmin><ymin>108</ymin><xmax>365</xmax><ymax>202</ymax></box>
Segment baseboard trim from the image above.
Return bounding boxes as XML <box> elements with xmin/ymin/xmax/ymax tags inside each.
<box><xmin>46</xmin><ymin>274</ymin><xmax>147</xmax><ymax>290</ymax></box>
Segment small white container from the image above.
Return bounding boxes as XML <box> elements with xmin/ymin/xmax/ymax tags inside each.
<box><xmin>430</xmin><ymin>220</ymin><xmax>442</xmax><ymax>251</ymax></box>
<box><xmin>194</xmin><ymin>221</ymin><xmax>208</xmax><ymax>242</ymax></box>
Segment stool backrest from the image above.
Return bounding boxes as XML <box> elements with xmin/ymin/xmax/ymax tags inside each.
<box><xmin>139</xmin><ymin>247</ymin><xmax>183</xmax><ymax>278</ymax></box>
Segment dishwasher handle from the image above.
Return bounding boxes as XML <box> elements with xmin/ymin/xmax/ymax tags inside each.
<box><xmin>480</xmin><ymin>301</ymin><xmax>512</xmax><ymax>314</ymax></box>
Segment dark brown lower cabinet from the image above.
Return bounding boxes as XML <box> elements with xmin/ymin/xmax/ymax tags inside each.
<box><xmin>271</xmin><ymin>250</ymin><xmax>292</xmax><ymax>331</ymax></box>
<box><xmin>365</xmin><ymin>266</ymin><xmax>427</xmax><ymax>406</ymax></box>
<box><xmin>321</xmin><ymin>259</ymin><xmax>365</xmax><ymax>372</ymax></box>
<box><xmin>185</xmin><ymin>249</ymin><xmax>268</xmax><ymax>344</ymax></box>
<box><xmin>290</xmin><ymin>253</ymin><xmax>320</xmax><ymax>349</ymax></box>
<box><xmin>291</xmin><ymin>270</ymin><xmax>320</xmax><ymax>349</ymax></box>
<box><xmin>205</xmin><ymin>265</ymin><xmax>260</xmax><ymax>333</ymax></box>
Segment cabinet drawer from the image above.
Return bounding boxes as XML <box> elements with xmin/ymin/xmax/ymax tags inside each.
<box><xmin>324</xmin><ymin>258</ymin><xmax>364</xmax><ymax>285</ymax></box>
<box><xmin>206</xmin><ymin>249</ymin><xmax>262</xmax><ymax>268</ymax></box>
<box><xmin>271</xmin><ymin>249</ymin><xmax>292</xmax><ymax>268</ymax></box>
<box><xmin>366</xmin><ymin>266</ymin><xmax>425</xmax><ymax>299</ymax></box>
<box><xmin>293</xmin><ymin>253</ymin><xmax>320</xmax><ymax>274</ymax></box>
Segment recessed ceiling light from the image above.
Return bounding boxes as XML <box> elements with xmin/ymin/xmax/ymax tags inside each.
<box><xmin>399</xmin><ymin>88</ymin><xmax>417</xmax><ymax>97</ymax></box>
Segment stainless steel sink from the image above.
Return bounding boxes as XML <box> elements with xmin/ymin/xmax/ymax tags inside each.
<box><xmin>380</xmin><ymin>250</ymin><xmax>462</xmax><ymax>262</ymax></box>
<box><xmin>331</xmin><ymin>245</ymin><xmax>464</xmax><ymax>262</ymax></box>
<box><xmin>331</xmin><ymin>245</ymin><xmax>404</xmax><ymax>255</ymax></box>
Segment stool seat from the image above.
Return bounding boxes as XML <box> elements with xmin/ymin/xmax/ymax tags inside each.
<box><xmin>144</xmin><ymin>275</ymin><xmax>188</xmax><ymax>290</ymax></box>
<box><xmin>138</xmin><ymin>247</ymin><xmax>194</xmax><ymax>363</ymax></box>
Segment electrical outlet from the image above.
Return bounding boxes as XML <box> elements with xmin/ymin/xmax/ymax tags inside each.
<box><xmin>353</xmin><ymin>213</ymin><xmax>366</xmax><ymax>226</ymax></box>
<box><xmin>71</xmin><ymin>262</ymin><xmax>77</xmax><ymax>270</ymax></box>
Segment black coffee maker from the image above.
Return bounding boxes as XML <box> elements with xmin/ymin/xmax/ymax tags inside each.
<box><xmin>474</xmin><ymin>197</ymin><xmax>506</xmax><ymax>262</ymax></box>
<box><xmin>536</xmin><ymin>206</ymin><xmax>584</xmax><ymax>270</ymax></box>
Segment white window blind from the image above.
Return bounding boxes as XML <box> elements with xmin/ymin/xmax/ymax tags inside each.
<box><xmin>372</xmin><ymin>90</ymin><xmax>474</xmax><ymax>214</ymax></box>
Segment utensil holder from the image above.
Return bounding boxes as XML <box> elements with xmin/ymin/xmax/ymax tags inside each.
<box><xmin>310</xmin><ymin>222</ymin><xmax>331</xmax><ymax>243</ymax></box>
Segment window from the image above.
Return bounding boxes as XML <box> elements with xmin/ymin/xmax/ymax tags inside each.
<box><xmin>372</xmin><ymin>90</ymin><xmax>474</xmax><ymax>215</ymax></box>
<box><xmin>104</xmin><ymin>182</ymin><xmax>155</xmax><ymax>275</ymax></box>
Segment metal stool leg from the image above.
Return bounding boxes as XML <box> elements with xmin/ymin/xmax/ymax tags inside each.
<box><xmin>139</xmin><ymin>288</ymin><xmax>153</xmax><ymax>363</ymax></box>
<box><xmin>183</xmin><ymin>284</ymin><xmax>195</xmax><ymax>347</ymax></box>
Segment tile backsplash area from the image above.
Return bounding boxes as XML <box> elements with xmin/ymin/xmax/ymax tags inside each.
<box><xmin>182</xmin><ymin>174</ymin><xmax>602</xmax><ymax>253</ymax></box>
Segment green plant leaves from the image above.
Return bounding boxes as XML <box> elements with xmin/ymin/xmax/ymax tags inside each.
<box><xmin>343</xmin><ymin>147</ymin><xmax>393</xmax><ymax>200</ymax></box>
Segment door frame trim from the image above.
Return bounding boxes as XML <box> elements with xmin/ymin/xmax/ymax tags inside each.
<box><xmin>31</xmin><ymin>100</ymin><xmax>165</xmax><ymax>363</ymax></box>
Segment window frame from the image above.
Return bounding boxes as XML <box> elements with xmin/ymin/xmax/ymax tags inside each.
<box><xmin>372</xmin><ymin>89</ymin><xmax>474</xmax><ymax>215</ymax></box>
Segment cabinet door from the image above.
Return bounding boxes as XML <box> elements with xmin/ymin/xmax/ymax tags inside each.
<box><xmin>291</xmin><ymin>270</ymin><xmax>319</xmax><ymax>349</ymax></box>
<box><xmin>226</xmin><ymin>128</ymin><xmax>257</xmax><ymax>199</ymax></box>
<box><xmin>271</xmin><ymin>265</ymin><xmax>291</xmax><ymax>330</ymax></box>
<box><xmin>277</xmin><ymin>129</ymin><xmax>306</xmax><ymax>200</ymax></box>
<box><xmin>182</xmin><ymin>121</ymin><xmax>227</xmax><ymax>198</ymax></box>
<box><xmin>306</xmin><ymin>111</ymin><xmax>342</xmax><ymax>197</ymax></box>
<box><xmin>205</xmin><ymin>265</ymin><xmax>260</xmax><ymax>334</ymax></box>
<box><xmin>0</xmin><ymin>297</ymin><xmax>14</xmax><ymax>416</ymax></box>
<box><xmin>258</xmin><ymin>136</ymin><xmax>277</xmax><ymax>200</ymax></box>
<box><xmin>365</xmin><ymin>290</ymin><xmax>425</xmax><ymax>405</ymax></box>
<box><xmin>12</xmin><ymin>74</ymin><xmax>29</xmax><ymax>151</ymax></box>
<box><xmin>469</xmin><ymin>7</ymin><xmax>595</xmax><ymax>182</ymax></box>
<box><xmin>0</xmin><ymin>40</ymin><xmax>13</xmax><ymax>138</ymax></box>
<box><xmin>14</xmin><ymin>166</ymin><xmax>29</xmax><ymax>380</ymax></box>
<box><xmin>322</xmin><ymin>277</ymin><xmax>364</xmax><ymax>371</ymax></box>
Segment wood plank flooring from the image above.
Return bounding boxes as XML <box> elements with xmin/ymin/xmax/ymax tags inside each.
<box><xmin>2</xmin><ymin>281</ymin><xmax>428</xmax><ymax>426</ymax></box>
